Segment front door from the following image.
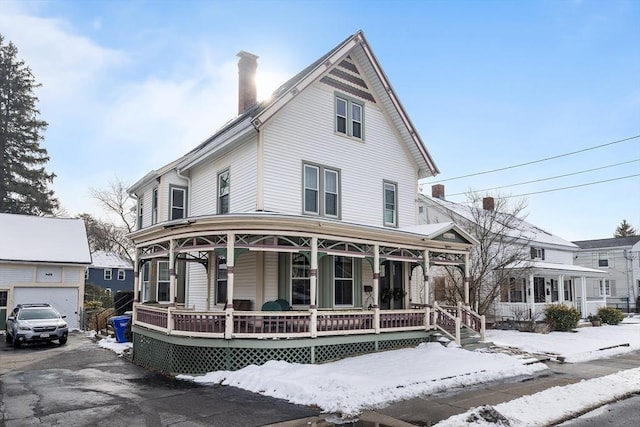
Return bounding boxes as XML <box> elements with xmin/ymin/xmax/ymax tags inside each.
<box><xmin>379</xmin><ymin>261</ymin><xmax>404</xmax><ymax>310</ymax></box>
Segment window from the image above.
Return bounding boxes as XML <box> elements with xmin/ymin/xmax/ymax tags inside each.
<box><xmin>599</xmin><ymin>279</ymin><xmax>613</xmax><ymax>297</ymax></box>
<box><xmin>157</xmin><ymin>261</ymin><xmax>170</xmax><ymax>302</ymax></box>
<box><xmin>291</xmin><ymin>253</ymin><xmax>310</xmax><ymax>305</ymax></box>
<box><xmin>383</xmin><ymin>181</ymin><xmax>397</xmax><ymax>227</ymax></box>
<box><xmin>598</xmin><ymin>252</ymin><xmax>609</xmax><ymax>268</ymax></box>
<box><xmin>334</xmin><ymin>256</ymin><xmax>353</xmax><ymax>306</ymax></box>
<box><xmin>117</xmin><ymin>269</ymin><xmax>125</xmax><ymax>281</ymax></box>
<box><xmin>104</xmin><ymin>269</ymin><xmax>112</xmax><ymax>280</ymax></box>
<box><xmin>218</xmin><ymin>169</ymin><xmax>230</xmax><ymax>214</ymax></box>
<box><xmin>137</xmin><ymin>196</ymin><xmax>144</xmax><ymax>230</ymax></box>
<box><xmin>170</xmin><ymin>187</ymin><xmax>187</xmax><ymax>220</ymax></box>
<box><xmin>141</xmin><ymin>263</ymin><xmax>150</xmax><ymax>302</ymax></box>
<box><xmin>84</xmin><ymin>269</ymin><xmax>88</xmax><ymax>280</ymax></box>
<box><xmin>530</xmin><ymin>247</ymin><xmax>545</xmax><ymax>260</ymax></box>
<box><xmin>152</xmin><ymin>188</ymin><xmax>158</xmax><ymax>224</ymax></box>
<box><xmin>215</xmin><ymin>255</ymin><xmax>228</xmax><ymax>305</ymax></box>
<box><xmin>335</xmin><ymin>95</ymin><xmax>363</xmax><ymax>139</ymax></box>
<box><xmin>533</xmin><ymin>277</ymin><xmax>545</xmax><ymax>303</ymax></box>
<box><xmin>303</xmin><ymin>163</ymin><xmax>340</xmax><ymax>218</ymax></box>
<box><xmin>564</xmin><ymin>279</ymin><xmax>573</xmax><ymax>301</ymax></box>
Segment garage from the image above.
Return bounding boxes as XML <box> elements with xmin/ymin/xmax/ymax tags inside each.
<box><xmin>11</xmin><ymin>287</ymin><xmax>80</xmax><ymax>330</ymax></box>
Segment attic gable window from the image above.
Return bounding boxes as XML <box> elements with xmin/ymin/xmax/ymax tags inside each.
<box><xmin>531</xmin><ymin>247</ymin><xmax>545</xmax><ymax>260</ymax></box>
<box><xmin>335</xmin><ymin>94</ymin><xmax>363</xmax><ymax>139</ymax></box>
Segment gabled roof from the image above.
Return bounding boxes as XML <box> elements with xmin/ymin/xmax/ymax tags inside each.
<box><xmin>0</xmin><ymin>213</ymin><xmax>91</xmax><ymax>265</ymax></box>
<box><xmin>171</xmin><ymin>30</ymin><xmax>438</xmax><ymax>179</ymax></box>
<box><xmin>399</xmin><ymin>222</ymin><xmax>479</xmax><ymax>246</ymax></box>
<box><xmin>573</xmin><ymin>235</ymin><xmax>640</xmax><ymax>250</ymax></box>
<box><xmin>90</xmin><ymin>251</ymin><xmax>133</xmax><ymax>269</ymax></box>
<box><xmin>421</xmin><ymin>194</ymin><xmax>577</xmax><ymax>249</ymax></box>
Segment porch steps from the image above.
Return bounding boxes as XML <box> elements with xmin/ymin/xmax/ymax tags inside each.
<box><xmin>430</xmin><ymin>326</ymin><xmax>492</xmax><ymax>350</ymax></box>
<box><xmin>479</xmin><ymin>345</ymin><xmax>552</xmax><ymax>365</ymax></box>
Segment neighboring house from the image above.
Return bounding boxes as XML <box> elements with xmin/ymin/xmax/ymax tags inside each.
<box><xmin>573</xmin><ymin>236</ymin><xmax>640</xmax><ymax>313</ymax></box>
<box><xmin>418</xmin><ymin>185</ymin><xmax>607</xmax><ymax>321</ymax></box>
<box><xmin>86</xmin><ymin>251</ymin><xmax>134</xmax><ymax>294</ymax></box>
<box><xmin>0</xmin><ymin>213</ymin><xmax>91</xmax><ymax>331</ymax></box>
<box><xmin>127</xmin><ymin>31</ymin><xmax>482</xmax><ymax>375</ymax></box>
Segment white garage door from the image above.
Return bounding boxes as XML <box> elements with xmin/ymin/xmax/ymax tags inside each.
<box><xmin>12</xmin><ymin>287</ymin><xmax>79</xmax><ymax>330</ymax></box>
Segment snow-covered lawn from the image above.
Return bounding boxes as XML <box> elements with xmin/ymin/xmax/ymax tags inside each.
<box><xmin>95</xmin><ymin>315</ymin><xmax>640</xmax><ymax>424</ymax></box>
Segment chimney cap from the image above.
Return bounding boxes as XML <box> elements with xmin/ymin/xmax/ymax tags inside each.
<box><xmin>237</xmin><ymin>50</ymin><xmax>259</xmax><ymax>61</ymax></box>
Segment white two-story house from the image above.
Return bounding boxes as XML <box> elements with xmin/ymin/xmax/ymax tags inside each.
<box><xmin>127</xmin><ymin>31</ymin><xmax>482</xmax><ymax>375</ymax></box>
<box><xmin>419</xmin><ymin>185</ymin><xmax>607</xmax><ymax>322</ymax></box>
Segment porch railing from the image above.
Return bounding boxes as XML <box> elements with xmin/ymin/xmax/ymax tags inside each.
<box><xmin>133</xmin><ymin>302</ymin><xmax>483</xmax><ymax>342</ymax></box>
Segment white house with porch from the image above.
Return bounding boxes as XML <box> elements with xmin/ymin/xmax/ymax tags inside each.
<box><xmin>127</xmin><ymin>31</ymin><xmax>485</xmax><ymax>375</ymax></box>
<box><xmin>418</xmin><ymin>185</ymin><xmax>607</xmax><ymax>322</ymax></box>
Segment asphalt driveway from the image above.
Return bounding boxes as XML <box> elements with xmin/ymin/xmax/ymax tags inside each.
<box><xmin>0</xmin><ymin>331</ymin><xmax>320</xmax><ymax>426</ymax></box>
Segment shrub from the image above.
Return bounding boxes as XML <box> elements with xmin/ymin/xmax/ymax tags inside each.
<box><xmin>544</xmin><ymin>304</ymin><xmax>581</xmax><ymax>331</ymax></box>
<box><xmin>84</xmin><ymin>300</ymin><xmax>104</xmax><ymax>310</ymax></box>
<box><xmin>597</xmin><ymin>306</ymin><xmax>625</xmax><ymax>325</ymax></box>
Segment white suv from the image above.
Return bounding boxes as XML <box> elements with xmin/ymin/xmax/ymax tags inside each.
<box><xmin>5</xmin><ymin>303</ymin><xmax>68</xmax><ymax>347</ymax></box>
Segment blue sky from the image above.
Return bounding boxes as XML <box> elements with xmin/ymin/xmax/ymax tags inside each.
<box><xmin>1</xmin><ymin>0</ymin><xmax>638</xmax><ymax>241</ymax></box>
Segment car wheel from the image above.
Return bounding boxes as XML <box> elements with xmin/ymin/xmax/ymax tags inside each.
<box><xmin>59</xmin><ymin>336</ymin><xmax>68</xmax><ymax>345</ymax></box>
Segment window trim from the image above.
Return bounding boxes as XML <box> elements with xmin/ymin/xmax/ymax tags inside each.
<box><xmin>599</xmin><ymin>279</ymin><xmax>612</xmax><ymax>297</ymax></box>
<box><xmin>157</xmin><ymin>260</ymin><xmax>170</xmax><ymax>303</ymax></box>
<box><xmin>152</xmin><ymin>187</ymin><xmax>158</xmax><ymax>225</ymax></box>
<box><xmin>383</xmin><ymin>180</ymin><xmax>398</xmax><ymax>227</ymax></box>
<box><xmin>333</xmin><ymin>256</ymin><xmax>354</xmax><ymax>307</ymax></box>
<box><xmin>137</xmin><ymin>195</ymin><xmax>144</xmax><ymax>230</ymax></box>
<box><xmin>141</xmin><ymin>262</ymin><xmax>150</xmax><ymax>302</ymax></box>
<box><xmin>217</xmin><ymin>169</ymin><xmax>230</xmax><ymax>215</ymax></box>
<box><xmin>104</xmin><ymin>269</ymin><xmax>112</xmax><ymax>281</ymax></box>
<box><xmin>531</xmin><ymin>247</ymin><xmax>545</xmax><ymax>260</ymax></box>
<box><xmin>302</xmin><ymin>162</ymin><xmax>341</xmax><ymax>219</ymax></box>
<box><xmin>215</xmin><ymin>255</ymin><xmax>228</xmax><ymax>305</ymax></box>
<box><xmin>117</xmin><ymin>269</ymin><xmax>125</xmax><ymax>281</ymax></box>
<box><xmin>290</xmin><ymin>253</ymin><xmax>311</xmax><ymax>306</ymax></box>
<box><xmin>598</xmin><ymin>251</ymin><xmax>609</xmax><ymax>268</ymax></box>
<box><xmin>169</xmin><ymin>185</ymin><xmax>188</xmax><ymax>221</ymax></box>
<box><xmin>334</xmin><ymin>93</ymin><xmax>364</xmax><ymax>140</ymax></box>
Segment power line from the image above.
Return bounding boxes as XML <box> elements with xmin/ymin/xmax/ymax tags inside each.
<box><xmin>498</xmin><ymin>174</ymin><xmax>640</xmax><ymax>199</ymax></box>
<box><xmin>446</xmin><ymin>159</ymin><xmax>640</xmax><ymax>197</ymax></box>
<box><xmin>428</xmin><ymin>135</ymin><xmax>640</xmax><ymax>183</ymax></box>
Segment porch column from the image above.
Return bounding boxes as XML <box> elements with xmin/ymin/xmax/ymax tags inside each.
<box><xmin>169</xmin><ymin>239</ymin><xmax>176</xmax><ymax>306</ymax></box>
<box><xmin>464</xmin><ymin>253</ymin><xmax>470</xmax><ymax>306</ymax></box>
<box><xmin>423</xmin><ymin>250</ymin><xmax>429</xmax><ymax>304</ymax></box>
<box><xmin>580</xmin><ymin>276</ymin><xmax>588</xmax><ymax>317</ymax></box>
<box><xmin>373</xmin><ymin>244</ymin><xmax>380</xmax><ymax>334</ymax></box>
<box><xmin>310</xmin><ymin>237</ymin><xmax>318</xmax><ymax>338</ymax></box>
<box><xmin>225</xmin><ymin>232</ymin><xmax>235</xmax><ymax>339</ymax></box>
<box><xmin>529</xmin><ymin>272</ymin><xmax>535</xmax><ymax>318</ymax></box>
<box><xmin>558</xmin><ymin>274</ymin><xmax>565</xmax><ymax>304</ymax></box>
<box><xmin>133</xmin><ymin>248</ymin><xmax>140</xmax><ymax>303</ymax></box>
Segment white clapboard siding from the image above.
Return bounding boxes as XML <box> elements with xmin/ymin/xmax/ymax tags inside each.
<box><xmin>234</xmin><ymin>252</ymin><xmax>257</xmax><ymax>302</ymax></box>
<box><xmin>186</xmin><ymin>262</ymin><xmax>208</xmax><ymax>311</ymax></box>
<box><xmin>63</xmin><ymin>268</ymin><xmax>83</xmax><ymax>284</ymax></box>
<box><xmin>190</xmin><ymin>138</ymin><xmax>258</xmax><ymax>216</ymax></box>
<box><xmin>263</xmin><ymin>252</ymin><xmax>279</xmax><ymax>302</ymax></box>
<box><xmin>0</xmin><ymin>266</ymin><xmax>33</xmax><ymax>286</ymax></box>
<box><xmin>262</xmin><ymin>83</ymin><xmax>418</xmax><ymax>227</ymax></box>
<box><xmin>542</xmin><ymin>249</ymin><xmax>575</xmax><ymax>265</ymax></box>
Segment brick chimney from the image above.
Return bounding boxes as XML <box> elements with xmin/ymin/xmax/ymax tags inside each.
<box><xmin>483</xmin><ymin>196</ymin><xmax>495</xmax><ymax>211</ymax></box>
<box><xmin>432</xmin><ymin>184</ymin><xmax>445</xmax><ymax>199</ymax></box>
<box><xmin>237</xmin><ymin>51</ymin><xmax>258</xmax><ymax>114</ymax></box>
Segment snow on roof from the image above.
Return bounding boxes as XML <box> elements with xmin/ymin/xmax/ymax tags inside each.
<box><xmin>424</xmin><ymin>195</ymin><xmax>577</xmax><ymax>249</ymax></box>
<box><xmin>504</xmin><ymin>260</ymin><xmax>607</xmax><ymax>275</ymax></box>
<box><xmin>90</xmin><ymin>251</ymin><xmax>132</xmax><ymax>269</ymax></box>
<box><xmin>0</xmin><ymin>213</ymin><xmax>91</xmax><ymax>265</ymax></box>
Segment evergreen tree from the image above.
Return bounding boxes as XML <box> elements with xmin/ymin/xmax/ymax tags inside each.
<box><xmin>0</xmin><ymin>34</ymin><xmax>58</xmax><ymax>215</ymax></box>
<box><xmin>614</xmin><ymin>219</ymin><xmax>637</xmax><ymax>238</ymax></box>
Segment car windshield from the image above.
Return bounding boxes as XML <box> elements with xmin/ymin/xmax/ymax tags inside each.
<box><xmin>18</xmin><ymin>308</ymin><xmax>60</xmax><ymax>320</ymax></box>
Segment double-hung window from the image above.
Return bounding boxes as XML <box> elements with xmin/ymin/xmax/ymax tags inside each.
<box><xmin>141</xmin><ymin>263</ymin><xmax>150</xmax><ymax>302</ymax></box>
<box><xmin>157</xmin><ymin>261</ymin><xmax>170</xmax><ymax>303</ymax></box>
<box><xmin>334</xmin><ymin>256</ymin><xmax>353</xmax><ymax>306</ymax></box>
<box><xmin>291</xmin><ymin>253</ymin><xmax>310</xmax><ymax>306</ymax></box>
<box><xmin>104</xmin><ymin>269</ymin><xmax>112</xmax><ymax>281</ymax></box>
<box><xmin>598</xmin><ymin>252</ymin><xmax>609</xmax><ymax>268</ymax></box>
<box><xmin>383</xmin><ymin>181</ymin><xmax>398</xmax><ymax>227</ymax></box>
<box><xmin>170</xmin><ymin>187</ymin><xmax>187</xmax><ymax>220</ymax></box>
<box><xmin>152</xmin><ymin>188</ymin><xmax>158</xmax><ymax>224</ymax></box>
<box><xmin>303</xmin><ymin>163</ymin><xmax>340</xmax><ymax>218</ymax></box>
<box><xmin>335</xmin><ymin>95</ymin><xmax>363</xmax><ymax>139</ymax></box>
<box><xmin>218</xmin><ymin>169</ymin><xmax>230</xmax><ymax>214</ymax></box>
<box><xmin>599</xmin><ymin>279</ymin><xmax>613</xmax><ymax>297</ymax></box>
<box><xmin>531</xmin><ymin>247</ymin><xmax>545</xmax><ymax>260</ymax></box>
<box><xmin>216</xmin><ymin>255</ymin><xmax>228</xmax><ymax>305</ymax></box>
<box><xmin>137</xmin><ymin>196</ymin><xmax>144</xmax><ymax>230</ymax></box>
<box><xmin>117</xmin><ymin>269</ymin><xmax>125</xmax><ymax>281</ymax></box>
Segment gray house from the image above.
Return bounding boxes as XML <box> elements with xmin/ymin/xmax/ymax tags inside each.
<box><xmin>573</xmin><ymin>236</ymin><xmax>640</xmax><ymax>313</ymax></box>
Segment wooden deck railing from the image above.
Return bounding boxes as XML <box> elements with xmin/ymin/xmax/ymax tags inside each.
<box><xmin>133</xmin><ymin>303</ymin><xmax>483</xmax><ymax>341</ymax></box>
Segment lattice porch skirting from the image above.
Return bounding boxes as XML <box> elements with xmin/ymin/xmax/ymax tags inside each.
<box><xmin>131</xmin><ymin>325</ymin><xmax>434</xmax><ymax>375</ymax></box>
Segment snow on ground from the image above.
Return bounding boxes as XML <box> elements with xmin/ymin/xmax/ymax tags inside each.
<box><xmin>95</xmin><ymin>315</ymin><xmax>640</xmax><ymax>423</ymax></box>
<box><xmin>92</xmin><ymin>332</ymin><xmax>133</xmax><ymax>356</ymax></box>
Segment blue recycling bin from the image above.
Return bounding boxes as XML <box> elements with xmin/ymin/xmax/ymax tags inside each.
<box><xmin>111</xmin><ymin>315</ymin><xmax>131</xmax><ymax>343</ymax></box>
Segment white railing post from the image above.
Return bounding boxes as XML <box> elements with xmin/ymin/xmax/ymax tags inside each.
<box><xmin>480</xmin><ymin>314</ymin><xmax>486</xmax><ymax>341</ymax></box>
<box><xmin>224</xmin><ymin>308</ymin><xmax>234</xmax><ymax>339</ymax></box>
<box><xmin>433</xmin><ymin>301</ymin><xmax>439</xmax><ymax>328</ymax></box>
<box><xmin>167</xmin><ymin>307</ymin><xmax>174</xmax><ymax>334</ymax></box>
<box><xmin>455</xmin><ymin>317</ymin><xmax>461</xmax><ymax>346</ymax></box>
<box><xmin>425</xmin><ymin>306</ymin><xmax>431</xmax><ymax>330</ymax></box>
<box><xmin>374</xmin><ymin>307</ymin><xmax>381</xmax><ymax>334</ymax></box>
<box><xmin>310</xmin><ymin>308</ymin><xmax>317</xmax><ymax>338</ymax></box>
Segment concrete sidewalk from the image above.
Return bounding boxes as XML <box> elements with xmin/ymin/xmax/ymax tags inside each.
<box><xmin>269</xmin><ymin>350</ymin><xmax>640</xmax><ymax>426</ymax></box>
